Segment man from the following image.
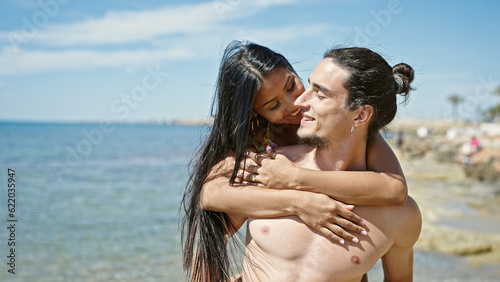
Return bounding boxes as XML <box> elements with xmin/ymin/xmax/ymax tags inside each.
<box><xmin>241</xmin><ymin>48</ymin><xmax>422</xmax><ymax>281</ymax></box>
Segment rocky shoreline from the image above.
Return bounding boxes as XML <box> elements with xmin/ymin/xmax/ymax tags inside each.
<box><xmin>386</xmin><ymin>119</ymin><xmax>500</xmax><ymax>268</ymax></box>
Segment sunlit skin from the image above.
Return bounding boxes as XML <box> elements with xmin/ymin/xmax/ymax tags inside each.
<box><xmin>201</xmin><ymin>61</ymin><xmax>408</xmax><ymax>247</ymax></box>
<box><xmin>296</xmin><ymin>59</ymin><xmax>361</xmax><ymax>145</ymax></box>
<box><xmin>253</xmin><ymin>67</ymin><xmax>304</xmax><ymax>125</ymax></box>
<box><xmin>190</xmin><ymin>45</ymin><xmax>412</xmax><ymax>282</ymax></box>
<box><xmin>240</xmin><ymin>58</ymin><xmax>420</xmax><ymax>282</ymax></box>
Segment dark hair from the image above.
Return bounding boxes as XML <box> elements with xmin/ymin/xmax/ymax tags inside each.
<box><xmin>324</xmin><ymin>47</ymin><xmax>414</xmax><ymax>139</ymax></box>
<box><xmin>181</xmin><ymin>40</ymin><xmax>295</xmax><ymax>281</ymax></box>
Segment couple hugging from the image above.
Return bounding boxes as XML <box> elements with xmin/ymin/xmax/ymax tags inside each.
<box><xmin>182</xmin><ymin>40</ymin><xmax>421</xmax><ymax>282</ymax></box>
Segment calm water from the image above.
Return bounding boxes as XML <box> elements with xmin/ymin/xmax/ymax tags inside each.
<box><xmin>0</xmin><ymin>122</ymin><xmax>498</xmax><ymax>281</ymax></box>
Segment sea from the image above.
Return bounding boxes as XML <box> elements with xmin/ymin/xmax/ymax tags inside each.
<box><xmin>0</xmin><ymin>122</ymin><xmax>498</xmax><ymax>281</ymax></box>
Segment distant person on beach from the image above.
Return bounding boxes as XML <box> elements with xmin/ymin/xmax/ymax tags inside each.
<box><xmin>460</xmin><ymin>141</ymin><xmax>472</xmax><ymax>169</ymax></box>
<box><xmin>182</xmin><ymin>41</ymin><xmax>411</xmax><ymax>281</ymax></box>
<box><xmin>469</xmin><ymin>136</ymin><xmax>480</xmax><ymax>154</ymax></box>
<box><xmin>460</xmin><ymin>136</ymin><xmax>481</xmax><ymax>170</ymax></box>
<box><xmin>239</xmin><ymin>48</ymin><xmax>422</xmax><ymax>281</ymax></box>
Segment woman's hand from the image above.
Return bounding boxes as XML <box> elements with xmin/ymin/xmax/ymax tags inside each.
<box><xmin>293</xmin><ymin>190</ymin><xmax>367</xmax><ymax>244</ymax></box>
<box><xmin>237</xmin><ymin>148</ymin><xmax>298</xmax><ymax>188</ymax></box>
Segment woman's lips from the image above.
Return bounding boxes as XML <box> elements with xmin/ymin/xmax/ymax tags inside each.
<box><xmin>290</xmin><ymin>108</ymin><xmax>301</xmax><ymax>117</ymax></box>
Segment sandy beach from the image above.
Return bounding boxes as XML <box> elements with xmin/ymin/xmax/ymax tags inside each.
<box><xmin>388</xmin><ymin>119</ymin><xmax>500</xmax><ymax>272</ymax></box>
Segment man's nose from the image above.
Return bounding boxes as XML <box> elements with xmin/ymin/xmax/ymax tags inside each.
<box><xmin>294</xmin><ymin>89</ymin><xmax>310</xmax><ymax>107</ymax></box>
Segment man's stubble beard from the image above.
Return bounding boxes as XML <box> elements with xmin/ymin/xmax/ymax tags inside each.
<box><xmin>298</xmin><ymin>134</ymin><xmax>329</xmax><ymax>150</ymax></box>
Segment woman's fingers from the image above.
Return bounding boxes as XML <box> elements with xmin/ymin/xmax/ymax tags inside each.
<box><xmin>330</xmin><ymin>217</ymin><xmax>367</xmax><ymax>238</ymax></box>
<box><xmin>236</xmin><ymin>170</ymin><xmax>258</xmax><ymax>183</ymax></box>
<box><xmin>318</xmin><ymin>220</ymin><xmax>367</xmax><ymax>245</ymax></box>
<box><xmin>246</xmin><ymin>164</ymin><xmax>259</xmax><ymax>174</ymax></box>
<box><xmin>317</xmin><ymin>202</ymin><xmax>368</xmax><ymax>243</ymax></box>
<box><xmin>336</xmin><ymin>208</ymin><xmax>367</xmax><ymax>236</ymax></box>
<box><xmin>337</xmin><ymin>204</ymin><xmax>366</xmax><ymax>226</ymax></box>
<box><xmin>246</xmin><ymin>151</ymin><xmax>266</xmax><ymax>165</ymax></box>
<box><xmin>317</xmin><ymin>227</ymin><xmax>347</xmax><ymax>245</ymax></box>
<box><xmin>298</xmin><ymin>195</ymin><xmax>368</xmax><ymax>244</ymax></box>
<box><xmin>237</xmin><ymin>157</ymin><xmax>258</xmax><ymax>168</ymax></box>
<box><xmin>236</xmin><ymin>161</ymin><xmax>259</xmax><ymax>173</ymax></box>
<box><xmin>265</xmin><ymin>145</ymin><xmax>277</xmax><ymax>159</ymax></box>
<box><xmin>318</xmin><ymin>224</ymin><xmax>359</xmax><ymax>245</ymax></box>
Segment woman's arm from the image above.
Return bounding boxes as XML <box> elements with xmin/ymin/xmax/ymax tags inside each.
<box><xmin>201</xmin><ymin>156</ymin><xmax>367</xmax><ymax>244</ymax></box>
<box><xmin>245</xmin><ymin>133</ymin><xmax>407</xmax><ymax>206</ymax></box>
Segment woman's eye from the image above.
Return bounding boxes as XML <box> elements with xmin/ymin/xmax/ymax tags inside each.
<box><xmin>287</xmin><ymin>81</ymin><xmax>295</xmax><ymax>93</ymax></box>
<box><xmin>270</xmin><ymin>101</ymin><xmax>280</xmax><ymax>110</ymax></box>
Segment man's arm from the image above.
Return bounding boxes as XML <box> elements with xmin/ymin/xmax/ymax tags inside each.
<box><xmin>381</xmin><ymin>197</ymin><xmax>422</xmax><ymax>281</ymax></box>
<box><xmin>381</xmin><ymin>244</ymin><xmax>414</xmax><ymax>281</ymax></box>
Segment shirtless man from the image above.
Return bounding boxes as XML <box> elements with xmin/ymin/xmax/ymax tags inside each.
<box><xmin>241</xmin><ymin>48</ymin><xmax>422</xmax><ymax>281</ymax></box>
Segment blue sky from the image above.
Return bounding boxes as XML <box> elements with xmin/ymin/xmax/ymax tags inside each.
<box><xmin>0</xmin><ymin>0</ymin><xmax>499</xmax><ymax>123</ymax></box>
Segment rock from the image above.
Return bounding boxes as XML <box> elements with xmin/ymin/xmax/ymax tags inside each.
<box><xmin>480</xmin><ymin>123</ymin><xmax>500</xmax><ymax>136</ymax></box>
<box><xmin>417</xmin><ymin>224</ymin><xmax>500</xmax><ymax>257</ymax></box>
<box><xmin>444</xmin><ymin>241</ymin><xmax>493</xmax><ymax>256</ymax></box>
<box><xmin>433</xmin><ymin>143</ymin><xmax>460</xmax><ymax>163</ymax></box>
<box><xmin>391</xmin><ymin>124</ymin><xmax>500</xmax><ymax>183</ymax></box>
<box><xmin>401</xmin><ymin>137</ymin><xmax>433</xmax><ymax>159</ymax></box>
<box><xmin>465</xmin><ymin>147</ymin><xmax>500</xmax><ymax>182</ymax></box>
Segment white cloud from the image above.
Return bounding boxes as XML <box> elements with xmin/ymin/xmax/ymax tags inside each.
<box><xmin>0</xmin><ymin>21</ymin><xmax>340</xmax><ymax>76</ymax></box>
<box><xmin>0</xmin><ymin>1</ymin><xmax>299</xmax><ymax>48</ymax></box>
<box><xmin>0</xmin><ymin>0</ymin><xmax>346</xmax><ymax>76</ymax></box>
<box><xmin>34</xmin><ymin>4</ymin><xmax>221</xmax><ymax>47</ymax></box>
<box><xmin>0</xmin><ymin>47</ymin><xmax>193</xmax><ymax>75</ymax></box>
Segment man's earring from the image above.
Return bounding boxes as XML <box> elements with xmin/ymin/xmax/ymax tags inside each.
<box><xmin>350</xmin><ymin>125</ymin><xmax>355</xmax><ymax>133</ymax></box>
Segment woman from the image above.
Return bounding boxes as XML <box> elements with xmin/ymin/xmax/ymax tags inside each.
<box><xmin>182</xmin><ymin>41</ymin><xmax>412</xmax><ymax>281</ymax></box>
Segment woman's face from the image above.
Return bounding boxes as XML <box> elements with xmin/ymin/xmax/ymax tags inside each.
<box><xmin>253</xmin><ymin>67</ymin><xmax>304</xmax><ymax>125</ymax></box>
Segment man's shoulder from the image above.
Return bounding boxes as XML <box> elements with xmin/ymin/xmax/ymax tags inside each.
<box><xmin>402</xmin><ymin>196</ymin><xmax>421</xmax><ymax>223</ymax></box>
<box><xmin>393</xmin><ymin>196</ymin><xmax>422</xmax><ymax>247</ymax></box>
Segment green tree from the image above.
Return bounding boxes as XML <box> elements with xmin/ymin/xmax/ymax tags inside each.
<box><xmin>486</xmin><ymin>86</ymin><xmax>500</xmax><ymax>121</ymax></box>
<box><xmin>447</xmin><ymin>94</ymin><xmax>464</xmax><ymax>120</ymax></box>
<box><xmin>486</xmin><ymin>104</ymin><xmax>500</xmax><ymax>121</ymax></box>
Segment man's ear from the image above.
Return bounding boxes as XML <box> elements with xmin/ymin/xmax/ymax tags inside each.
<box><xmin>353</xmin><ymin>105</ymin><xmax>374</xmax><ymax>126</ymax></box>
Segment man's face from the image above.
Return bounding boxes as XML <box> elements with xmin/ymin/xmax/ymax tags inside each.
<box><xmin>295</xmin><ymin>59</ymin><xmax>356</xmax><ymax>147</ymax></box>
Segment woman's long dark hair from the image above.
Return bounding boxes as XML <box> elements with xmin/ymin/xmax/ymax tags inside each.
<box><xmin>181</xmin><ymin>40</ymin><xmax>295</xmax><ymax>281</ymax></box>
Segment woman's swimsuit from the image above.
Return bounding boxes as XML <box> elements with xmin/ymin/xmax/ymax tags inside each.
<box><xmin>257</xmin><ymin>123</ymin><xmax>278</xmax><ymax>152</ymax></box>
